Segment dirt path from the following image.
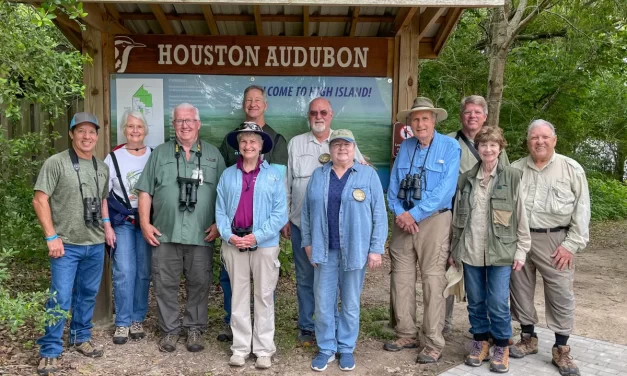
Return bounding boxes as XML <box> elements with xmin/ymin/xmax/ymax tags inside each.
<box><xmin>2</xmin><ymin>220</ymin><xmax>626</xmax><ymax>375</ymax></box>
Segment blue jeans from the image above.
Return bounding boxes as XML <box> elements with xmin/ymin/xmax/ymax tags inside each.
<box><xmin>219</xmin><ymin>263</ymin><xmax>232</xmax><ymax>325</ymax></box>
<box><xmin>37</xmin><ymin>243</ymin><xmax>105</xmax><ymax>358</ymax></box>
<box><xmin>463</xmin><ymin>263</ymin><xmax>512</xmax><ymax>346</ymax></box>
<box><xmin>314</xmin><ymin>248</ymin><xmax>366</xmax><ymax>356</ymax></box>
<box><xmin>113</xmin><ymin>223</ymin><xmax>151</xmax><ymax>327</ymax></box>
<box><xmin>291</xmin><ymin>222</ymin><xmax>315</xmax><ymax>332</ymax></box>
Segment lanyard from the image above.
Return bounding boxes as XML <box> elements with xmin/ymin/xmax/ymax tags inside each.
<box><xmin>174</xmin><ymin>139</ymin><xmax>202</xmax><ymax>179</ymax></box>
<box><xmin>407</xmin><ymin>135</ymin><xmax>434</xmax><ymax>183</ymax></box>
<box><xmin>68</xmin><ymin>147</ymin><xmax>100</xmax><ymax>202</ymax></box>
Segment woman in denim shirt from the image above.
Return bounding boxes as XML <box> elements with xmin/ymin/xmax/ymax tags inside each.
<box><xmin>215</xmin><ymin>123</ymin><xmax>287</xmax><ymax>370</ymax></box>
<box><xmin>301</xmin><ymin>129</ymin><xmax>388</xmax><ymax>372</ymax></box>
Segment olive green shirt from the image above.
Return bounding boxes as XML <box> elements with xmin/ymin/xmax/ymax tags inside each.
<box><xmin>34</xmin><ymin>150</ymin><xmax>109</xmax><ymax>245</ymax></box>
<box><xmin>447</xmin><ymin>130</ymin><xmax>510</xmax><ymax>173</ymax></box>
<box><xmin>218</xmin><ymin>123</ymin><xmax>288</xmax><ymax>168</ymax></box>
<box><xmin>135</xmin><ymin>139</ymin><xmax>226</xmax><ymax>246</ymax></box>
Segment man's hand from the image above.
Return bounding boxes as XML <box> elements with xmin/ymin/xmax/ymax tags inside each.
<box><xmin>304</xmin><ymin>245</ymin><xmax>316</xmax><ymax>267</ymax></box>
<box><xmin>141</xmin><ymin>222</ymin><xmax>161</xmax><ymax>247</ymax></box>
<box><xmin>551</xmin><ymin>245</ymin><xmax>574</xmax><ymax>271</ymax></box>
<box><xmin>448</xmin><ymin>255</ymin><xmax>456</xmax><ymax>267</ymax></box>
<box><xmin>280</xmin><ymin>223</ymin><xmax>291</xmax><ymax>240</ymax></box>
<box><xmin>368</xmin><ymin>253</ymin><xmax>382</xmax><ymax>269</ymax></box>
<box><xmin>395</xmin><ymin>212</ymin><xmax>417</xmax><ymax>233</ymax></box>
<box><xmin>204</xmin><ymin>223</ymin><xmax>220</xmax><ymax>242</ymax></box>
<box><xmin>512</xmin><ymin>259</ymin><xmax>525</xmax><ymax>271</ymax></box>
<box><xmin>47</xmin><ymin>238</ymin><xmax>64</xmax><ymax>258</ymax></box>
<box><xmin>104</xmin><ymin>223</ymin><xmax>116</xmax><ymax>248</ymax></box>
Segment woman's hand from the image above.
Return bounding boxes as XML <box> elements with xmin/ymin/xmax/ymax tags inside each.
<box><xmin>305</xmin><ymin>245</ymin><xmax>316</xmax><ymax>267</ymax></box>
<box><xmin>448</xmin><ymin>255</ymin><xmax>456</xmax><ymax>267</ymax></box>
<box><xmin>368</xmin><ymin>253</ymin><xmax>382</xmax><ymax>269</ymax></box>
<box><xmin>512</xmin><ymin>259</ymin><xmax>525</xmax><ymax>271</ymax></box>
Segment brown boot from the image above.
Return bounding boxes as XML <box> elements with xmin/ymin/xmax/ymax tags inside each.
<box><xmin>465</xmin><ymin>340</ymin><xmax>490</xmax><ymax>367</ymax></box>
<box><xmin>383</xmin><ymin>337</ymin><xmax>418</xmax><ymax>352</ymax></box>
<box><xmin>489</xmin><ymin>346</ymin><xmax>509</xmax><ymax>373</ymax></box>
<box><xmin>509</xmin><ymin>333</ymin><xmax>538</xmax><ymax>358</ymax></box>
<box><xmin>552</xmin><ymin>345</ymin><xmax>580</xmax><ymax>375</ymax></box>
<box><xmin>416</xmin><ymin>346</ymin><xmax>442</xmax><ymax>364</ymax></box>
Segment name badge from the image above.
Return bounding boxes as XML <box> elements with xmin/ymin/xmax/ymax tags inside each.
<box><xmin>352</xmin><ymin>188</ymin><xmax>366</xmax><ymax>202</ymax></box>
<box><xmin>192</xmin><ymin>168</ymin><xmax>204</xmax><ymax>185</ymax></box>
<box><xmin>318</xmin><ymin>153</ymin><xmax>331</xmax><ymax>164</ymax></box>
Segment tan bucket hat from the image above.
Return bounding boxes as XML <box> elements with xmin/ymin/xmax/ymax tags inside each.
<box><xmin>443</xmin><ymin>264</ymin><xmax>465</xmax><ymax>302</ymax></box>
<box><xmin>396</xmin><ymin>96</ymin><xmax>448</xmax><ymax>123</ymax></box>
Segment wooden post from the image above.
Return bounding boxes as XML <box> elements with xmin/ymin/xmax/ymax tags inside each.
<box><xmin>396</xmin><ymin>11</ymin><xmax>420</xmax><ymax>118</ymax></box>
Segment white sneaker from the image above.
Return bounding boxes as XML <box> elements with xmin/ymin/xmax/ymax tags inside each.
<box><xmin>229</xmin><ymin>354</ymin><xmax>249</xmax><ymax>367</ymax></box>
<box><xmin>255</xmin><ymin>356</ymin><xmax>272</xmax><ymax>369</ymax></box>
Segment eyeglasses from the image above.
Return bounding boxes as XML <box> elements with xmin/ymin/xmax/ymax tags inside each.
<box><xmin>174</xmin><ymin>119</ymin><xmax>199</xmax><ymax>126</ymax></box>
<box><xmin>309</xmin><ymin>110</ymin><xmax>329</xmax><ymax>117</ymax></box>
<box><xmin>462</xmin><ymin>110</ymin><xmax>484</xmax><ymax>116</ymax></box>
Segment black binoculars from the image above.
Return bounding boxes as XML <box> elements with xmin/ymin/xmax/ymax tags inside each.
<box><xmin>397</xmin><ymin>173</ymin><xmax>422</xmax><ymax>201</ymax></box>
<box><xmin>83</xmin><ymin>197</ymin><xmax>102</xmax><ymax>227</ymax></box>
<box><xmin>178</xmin><ymin>177</ymin><xmax>200</xmax><ymax>212</ymax></box>
<box><xmin>232</xmin><ymin>226</ymin><xmax>257</xmax><ymax>252</ymax></box>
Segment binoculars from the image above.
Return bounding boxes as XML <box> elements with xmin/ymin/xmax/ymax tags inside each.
<box><xmin>397</xmin><ymin>173</ymin><xmax>422</xmax><ymax>201</ymax></box>
<box><xmin>232</xmin><ymin>226</ymin><xmax>258</xmax><ymax>252</ymax></box>
<box><xmin>178</xmin><ymin>177</ymin><xmax>200</xmax><ymax>212</ymax></box>
<box><xmin>83</xmin><ymin>197</ymin><xmax>102</xmax><ymax>227</ymax></box>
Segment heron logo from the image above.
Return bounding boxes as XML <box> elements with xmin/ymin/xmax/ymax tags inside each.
<box><xmin>115</xmin><ymin>36</ymin><xmax>146</xmax><ymax>73</ymax></box>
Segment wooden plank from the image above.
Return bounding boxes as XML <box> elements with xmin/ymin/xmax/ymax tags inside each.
<box><xmin>102</xmin><ymin>33</ymin><xmax>113</xmax><ymax>153</ymax></box>
<box><xmin>23</xmin><ymin>0</ymin><xmax>506</xmax><ymax>6</ymax></box>
<box><xmin>150</xmin><ymin>4</ymin><xmax>175</xmax><ymax>35</ymax></box>
<box><xmin>104</xmin><ymin>3</ymin><xmax>119</xmax><ymax>20</ymax></box>
<box><xmin>391</xmin><ymin>7</ymin><xmax>418</xmax><ymax>37</ymax></box>
<box><xmin>397</xmin><ymin>11</ymin><xmax>420</xmax><ymax>118</ymax></box>
<box><xmin>303</xmin><ymin>6</ymin><xmax>309</xmax><ymax>36</ymax></box>
<box><xmin>118</xmin><ymin>12</ymin><xmax>395</xmax><ymax>24</ymax></box>
<box><xmin>253</xmin><ymin>5</ymin><xmax>263</xmax><ymax>36</ymax></box>
<box><xmin>434</xmin><ymin>7</ymin><xmax>463</xmax><ymax>52</ymax></box>
<box><xmin>53</xmin><ymin>19</ymin><xmax>83</xmax><ymax>50</ymax></box>
<box><xmin>348</xmin><ymin>6</ymin><xmax>360</xmax><ymax>37</ymax></box>
<box><xmin>82</xmin><ymin>2</ymin><xmax>129</xmax><ymax>34</ymax></box>
<box><xmin>386</xmin><ymin>38</ymin><xmax>394</xmax><ymax>78</ymax></box>
<box><xmin>418</xmin><ymin>40</ymin><xmax>437</xmax><ymax>58</ymax></box>
<box><xmin>201</xmin><ymin>5</ymin><xmax>219</xmax><ymax>35</ymax></box>
<box><xmin>417</xmin><ymin>7</ymin><xmax>447</xmax><ymax>41</ymax></box>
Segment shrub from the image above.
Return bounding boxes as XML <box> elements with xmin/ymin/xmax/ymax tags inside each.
<box><xmin>588</xmin><ymin>177</ymin><xmax>627</xmax><ymax>221</ymax></box>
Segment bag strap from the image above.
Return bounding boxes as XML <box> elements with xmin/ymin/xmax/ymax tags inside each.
<box><xmin>455</xmin><ymin>130</ymin><xmax>481</xmax><ymax>162</ymax></box>
<box><xmin>109</xmin><ymin>151</ymin><xmax>132</xmax><ymax>210</ymax></box>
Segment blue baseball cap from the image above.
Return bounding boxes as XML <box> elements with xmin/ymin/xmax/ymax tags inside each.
<box><xmin>69</xmin><ymin>112</ymin><xmax>100</xmax><ymax>130</ymax></box>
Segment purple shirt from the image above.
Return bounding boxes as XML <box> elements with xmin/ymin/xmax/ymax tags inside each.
<box><xmin>233</xmin><ymin>157</ymin><xmax>262</xmax><ymax>229</ymax></box>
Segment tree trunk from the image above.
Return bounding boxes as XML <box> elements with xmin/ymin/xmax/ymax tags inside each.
<box><xmin>486</xmin><ymin>7</ymin><xmax>510</xmax><ymax>128</ymax></box>
<box><xmin>615</xmin><ymin>142</ymin><xmax>626</xmax><ymax>182</ymax></box>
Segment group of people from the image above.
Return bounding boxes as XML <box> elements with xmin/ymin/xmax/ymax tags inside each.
<box><xmin>32</xmin><ymin>87</ymin><xmax>589</xmax><ymax>376</ymax></box>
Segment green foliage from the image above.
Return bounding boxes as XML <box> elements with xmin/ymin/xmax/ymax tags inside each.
<box><xmin>588</xmin><ymin>177</ymin><xmax>627</xmax><ymax>221</ymax></box>
<box><xmin>31</xmin><ymin>1</ymin><xmax>87</xmax><ymax>28</ymax></box>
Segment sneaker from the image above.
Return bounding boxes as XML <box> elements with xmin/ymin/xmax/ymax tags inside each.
<box><xmin>383</xmin><ymin>337</ymin><xmax>418</xmax><ymax>352</ymax></box>
<box><xmin>416</xmin><ymin>346</ymin><xmax>442</xmax><ymax>364</ymax></box>
<box><xmin>255</xmin><ymin>355</ymin><xmax>272</xmax><ymax>369</ymax></box>
<box><xmin>311</xmin><ymin>352</ymin><xmax>335</xmax><ymax>372</ymax></box>
<box><xmin>130</xmin><ymin>321</ymin><xmax>146</xmax><ymax>340</ymax></box>
<box><xmin>465</xmin><ymin>340</ymin><xmax>490</xmax><ymax>366</ymax></box>
<box><xmin>442</xmin><ymin>324</ymin><xmax>453</xmax><ymax>335</ymax></box>
<box><xmin>490</xmin><ymin>346</ymin><xmax>509</xmax><ymax>373</ymax></box>
<box><xmin>186</xmin><ymin>328</ymin><xmax>204</xmax><ymax>352</ymax></box>
<box><xmin>113</xmin><ymin>326</ymin><xmax>129</xmax><ymax>345</ymax></box>
<box><xmin>552</xmin><ymin>345</ymin><xmax>580</xmax><ymax>376</ymax></box>
<box><xmin>339</xmin><ymin>353</ymin><xmax>356</xmax><ymax>371</ymax></box>
<box><xmin>229</xmin><ymin>354</ymin><xmax>249</xmax><ymax>367</ymax></box>
<box><xmin>37</xmin><ymin>357</ymin><xmax>58</xmax><ymax>375</ymax></box>
<box><xmin>159</xmin><ymin>333</ymin><xmax>179</xmax><ymax>352</ymax></box>
<box><xmin>74</xmin><ymin>341</ymin><xmax>104</xmax><ymax>358</ymax></box>
<box><xmin>509</xmin><ymin>333</ymin><xmax>538</xmax><ymax>359</ymax></box>
<box><xmin>298</xmin><ymin>329</ymin><xmax>315</xmax><ymax>347</ymax></box>
<box><xmin>216</xmin><ymin>323</ymin><xmax>233</xmax><ymax>342</ymax></box>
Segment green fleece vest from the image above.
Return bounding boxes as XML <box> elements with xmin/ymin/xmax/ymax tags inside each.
<box><xmin>451</xmin><ymin>163</ymin><xmax>522</xmax><ymax>266</ymax></box>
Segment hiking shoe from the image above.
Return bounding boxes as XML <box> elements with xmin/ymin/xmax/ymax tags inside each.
<box><xmin>383</xmin><ymin>337</ymin><xmax>418</xmax><ymax>352</ymax></box>
<box><xmin>465</xmin><ymin>340</ymin><xmax>490</xmax><ymax>366</ymax></box>
<box><xmin>217</xmin><ymin>323</ymin><xmax>233</xmax><ymax>342</ymax></box>
<box><xmin>552</xmin><ymin>345</ymin><xmax>580</xmax><ymax>375</ymax></box>
<box><xmin>311</xmin><ymin>352</ymin><xmax>335</xmax><ymax>372</ymax></box>
<box><xmin>509</xmin><ymin>333</ymin><xmax>538</xmax><ymax>359</ymax></box>
<box><xmin>339</xmin><ymin>353</ymin><xmax>356</xmax><ymax>371</ymax></box>
<box><xmin>113</xmin><ymin>326</ymin><xmax>129</xmax><ymax>345</ymax></box>
<box><xmin>37</xmin><ymin>357</ymin><xmax>58</xmax><ymax>375</ymax></box>
<box><xmin>186</xmin><ymin>328</ymin><xmax>204</xmax><ymax>352</ymax></box>
<box><xmin>298</xmin><ymin>329</ymin><xmax>315</xmax><ymax>347</ymax></box>
<box><xmin>490</xmin><ymin>346</ymin><xmax>509</xmax><ymax>373</ymax></box>
<box><xmin>229</xmin><ymin>354</ymin><xmax>249</xmax><ymax>367</ymax></box>
<box><xmin>416</xmin><ymin>346</ymin><xmax>442</xmax><ymax>364</ymax></box>
<box><xmin>159</xmin><ymin>333</ymin><xmax>179</xmax><ymax>352</ymax></box>
<box><xmin>255</xmin><ymin>355</ymin><xmax>272</xmax><ymax>369</ymax></box>
<box><xmin>442</xmin><ymin>324</ymin><xmax>453</xmax><ymax>335</ymax></box>
<box><xmin>74</xmin><ymin>341</ymin><xmax>104</xmax><ymax>358</ymax></box>
<box><xmin>130</xmin><ymin>321</ymin><xmax>146</xmax><ymax>340</ymax></box>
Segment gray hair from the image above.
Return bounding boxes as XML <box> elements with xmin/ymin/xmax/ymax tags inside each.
<box><xmin>171</xmin><ymin>103</ymin><xmax>200</xmax><ymax>123</ymax></box>
<box><xmin>308</xmin><ymin>97</ymin><xmax>333</xmax><ymax>112</ymax></box>
<box><xmin>120</xmin><ymin>110</ymin><xmax>149</xmax><ymax>136</ymax></box>
<box><xmin>527</xmin><ymin>119</ymin><xmax>556</xmax><ymax>138</ymax></box>
<box><xmin>236</xmin><ymin>132</ymin><xmax>264</xmax><ymax>146</ymax></box>
<box><xmin>242</xmin><ymin>85</ymin><xmax>268</xmax><ymax>107</ymax></box>
<box><xmin>460</xmin><ymin>95</ymin><xmax>488</xmax><ymax>115</ymax></box>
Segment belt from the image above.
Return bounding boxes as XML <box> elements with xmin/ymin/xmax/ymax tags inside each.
<box><xmin>529</xmin><ymin>226</ymin><xmax>569</xmax><ymax>233</ymax></box>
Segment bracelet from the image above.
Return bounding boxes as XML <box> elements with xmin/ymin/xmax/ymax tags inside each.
<box><xmin>102</xmin><ymin>218</ymin><xmax>111</xmax><ymax>223</ymax></box>
<box><xmin>45</xmin><ymin>234</ymin><xmax>58</xmax><ymax>241</ymax></box>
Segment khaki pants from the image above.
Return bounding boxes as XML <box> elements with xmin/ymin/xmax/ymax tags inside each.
<box><xmin>222</xmin><ymin>243</ymin><xmax>280</xmax><ymax>357</ymax></box>
<box><xmin>389</xmin><ymin>211</ymin><xmax>451</xmax><ymax>351</ymax></box>
<box><xmin>510</xmin><ymin>230</ymin><xmax>575</xmax><ymax>335</ymax></box>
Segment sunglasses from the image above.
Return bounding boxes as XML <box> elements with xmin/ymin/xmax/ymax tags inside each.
<box><xmin>309</xmin><ymin>110</ymin><xmax>329</xmax><ymax>117</ymax></box>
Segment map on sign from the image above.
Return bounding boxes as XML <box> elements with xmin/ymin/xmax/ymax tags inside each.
<box><xmin>132</xmin><ymin>85</ymin><xmax>153</xmax><ymax>121</ymax></box>
<box><xmin>115</xmin><ymin>78</ymin><xmax>164</xmax><ymax>147</ymax></box>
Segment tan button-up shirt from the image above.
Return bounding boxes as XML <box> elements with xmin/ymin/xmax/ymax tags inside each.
<box><xmin>286</xmin><ymin>130</ymin><xmax>364</xmax><ymax>228</ymax></box>
<box><xmin>447</xmin><ymin>130</ymin><xmax>510</xmax><ymax>173</ymax></box>
<box><xmin>462</xmin><ymin>165</ymin><xmax>531</xmax><ymax>266</ymax></box>
<box><xmin>511</xmin><ymin>152</ymin><xmax>590</xmax><ymax>253</ymax></box>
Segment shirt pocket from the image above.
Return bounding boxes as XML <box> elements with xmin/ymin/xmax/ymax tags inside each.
<box><xmin>293</xmin><ymin>154</ymin><xmax>316</xmax><ymax>179</ymax></box>
<box><xmin>453</xmin><ymin>189</ymin><xmax>470</xmax><ymax>228</ymax></box>
<box><xmin>492</xmin><ymin>200</ymin><xmax>515</xmax><ymax>238</ymax></box>
<box><xmin>550</xmin><ymin>179</ymin><xmax>575</xmax><ymax>215</ymax></box>
<box><xmin>156</xmin><ymin>160</ymin><xmax>177</xmax><ymax>185</ymax></box>
<box><xmin>200</xmin><ymin>157</ymin><xmax>218</xmax><ymax>185</ymax></box>
<box><xmin>424</xmin><ymin>160</ymin><xmax>445</xmax><ymax>191</ymax></box>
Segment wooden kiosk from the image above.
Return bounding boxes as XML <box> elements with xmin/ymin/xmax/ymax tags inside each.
<box><xmin>45</xmin><ymin>0</ymin><xmax>501</xmax><ymax>322</ymax></box>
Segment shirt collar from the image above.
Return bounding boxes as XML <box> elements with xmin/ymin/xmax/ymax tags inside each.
<box><xmin>236</xmin><ymin>156</ymin><xmax>263</xmax><ymax>173</ymax></box>
<box><xmin>307</xmin><ymin>128</ymin><xmax>334</xmax><ymax>145</ymax></box>
<box><xmin>526</xmin><ymin>151</ymin><xmax>557</xmax><ymax>171</ymax></box>
<box><xmin>476</xmin><ymin>163</ymin><xmax>498</xmax><ymax>180</ymax></box>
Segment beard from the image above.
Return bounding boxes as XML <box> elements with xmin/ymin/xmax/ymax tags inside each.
<box><xmin>311</xmin><ymin>122</ymin><xmax>326</xmax><ymax>133</ymax></box>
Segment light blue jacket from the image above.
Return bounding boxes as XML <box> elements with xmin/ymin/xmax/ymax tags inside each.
<box><xmin>216</xmin><ymin>160</ymin><xmax>287</xmax><ymax>248</ymax></box>
<box><xmin>301</xmin><ymin>162</ymin><xmax>388</xmax><ymax>271</ymax></box>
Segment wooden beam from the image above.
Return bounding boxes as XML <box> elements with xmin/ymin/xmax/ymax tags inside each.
<box><xmin>391</xmin><ymin>7</ymin><xmax>418</xmax><ymax>37</ymax></box>
<box><xmin>397</xmin><ymin>13</ymin><xmax>420</xmax><ymax>114</ymax></box>
<box><xmin>348</xmin><ymin>7</ymin><xmax>360</xmax><ymax>37</ymax></box>
<box><xmin>418</xmin><ymin>41</ymin><xmax>437</xmax><ymax>58</ymax></box>
<box><xmin>434</xmin><ymin>8</ymin><xmax>463</xmax><ymax>52</ymax></box>
<box><xmin>253</xmin><ymin>5</ymin><xmax>263</xmax><ymax>36</ymax></box>
<box><xmin>104</xmin><ymin>3</ymin><xmax>119</xmax><ymax>20</ymax></box>
<box><xmin>303</xmin><ymin>6</ymin><xmax>309</xmax><ymax>36</ymax></box>
<box><xmin>201</xmin><ymin>5</ymin><xmax>219</xmax><ymax>35</ymax></box>
<box><xmin>118</xmin><ymin>12</ymin><xmax>395</xmax><ymax>24</ymax></box>
<box><xmin>53</xmin><ymin>19</ymin><xmax>82</xmax><ymax>50</ymax></box>
<box><xmin>82</xmin><ymin>2</ymin><xmax>129</xmax><ymax>34</ymax></box>
<box><xmin>21</xmin><ymin>0</ymin><xmax>504</xmax><ymax>6</ymax></box>
<box><xmin>150</xmin><ymin>4</ymin><xmax>175</xmax><ymax>35</ymax></box>
<box><xmin>55</xmin><ymin>11</ymin><xmax>82</xmax><ymax>34</ymax></box>
<box><xmin>417</xmin><ymin>7</ymin><xmax>447</xmax><ymax>41</ymax></box>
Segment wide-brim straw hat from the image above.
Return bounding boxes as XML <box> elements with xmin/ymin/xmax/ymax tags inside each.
<box><xmin>396</xmin><ymin>96</ymin><xmax>448</xmax><ymax>123</ymax></box>
<box><xmin>226</xmin><ymin>122</ymin><xmax>273</xmax><ymax>154</ymax></box>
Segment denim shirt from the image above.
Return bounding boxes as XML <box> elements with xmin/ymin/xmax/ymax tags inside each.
<box><xmin>216</xmin><ymin>160</ymin><xmax>287</xmax><ymax>248</ymax></box>
<box><xmin>387</xmin><ymin>131</ymin><xmax>461</xmax><ymax>222</ymax></box>
<box><xmin>300</xmin><ymin>162</ymin><xmax>388</xmax><ymax>271</ymax></box>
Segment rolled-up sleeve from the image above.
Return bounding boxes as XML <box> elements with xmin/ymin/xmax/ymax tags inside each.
<box><xmin>514</xmin><ymin>184</ymin><xmax>531</xmax><ymax>262</ymax></box>
<box><xmin>561</xmin><ymin>169</ymin><xmax>591</xmax><ymax>253</ymax></box>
